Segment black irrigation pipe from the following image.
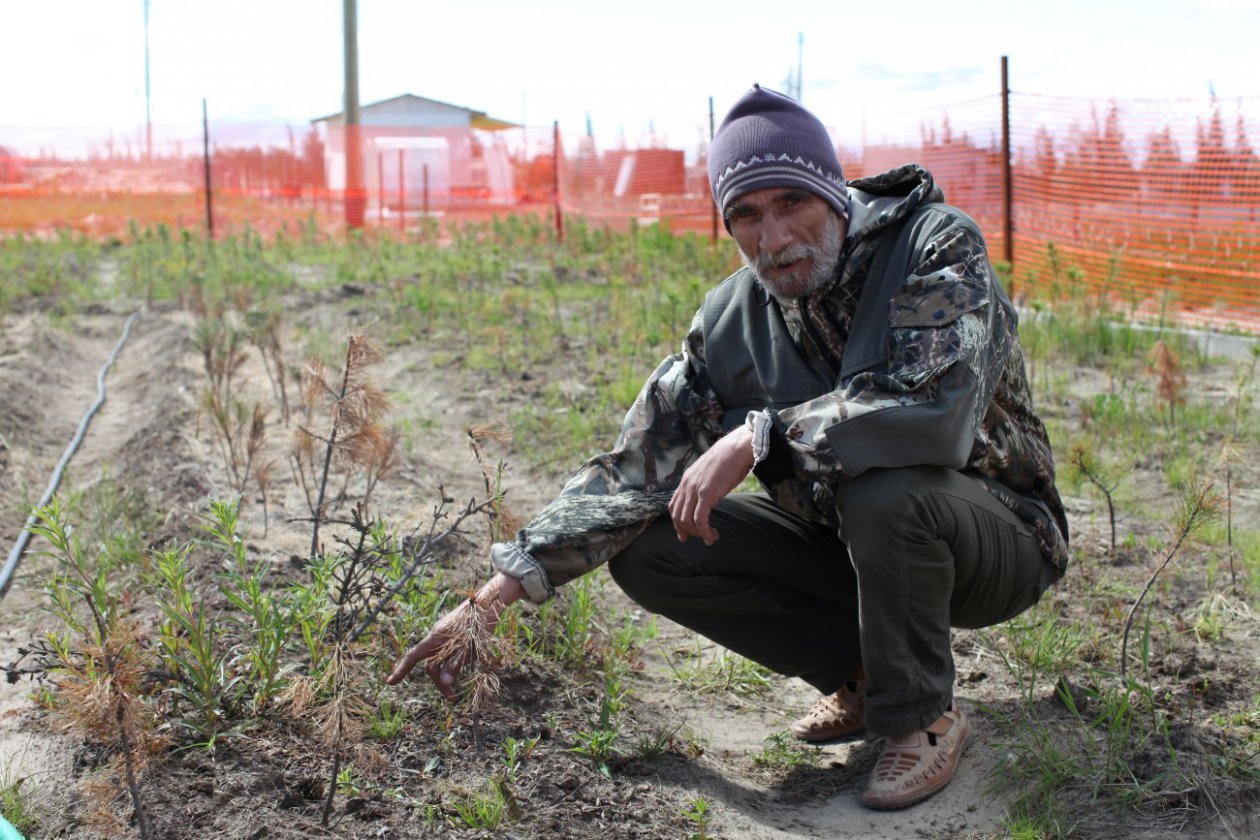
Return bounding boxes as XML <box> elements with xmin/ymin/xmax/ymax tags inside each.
<box><xmin>0</xmin><ymin>310</ymin><xmax>141</xmax><ymax>601</ymax></box>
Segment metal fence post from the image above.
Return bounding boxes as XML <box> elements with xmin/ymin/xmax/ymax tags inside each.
<box><xmin>1001</xmin><ymin>55</ymin><xmax>1014</xmax><ymax>295</ymax></box>
<box><xmin>553</xmin><ymin>120</ymin><xmax>564</xmax><ymax>243</ymax></box>
<box><xmin>398</xmin><ymin>149</ymin><xmax>405</xmax><ymax>234</ymax></box>
<box><xmin>202</xmin><ymin>98</ymin><xmax>213</xmax><ymax>237</ymax></box>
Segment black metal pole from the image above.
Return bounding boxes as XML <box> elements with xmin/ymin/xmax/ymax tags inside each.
<box><xmin>202</xmin><ymin>98</ymin><xmax>213</xmax><ymax>237</ymax></box>
<box><xmin>1001</xmin><ymin>55</ymin><xmax>1014</xmax><ymax>293</ymax></box>
<box><xmin>552</xmin><ymin>120</ymin><xmax>563</xmax><ymax>242</ymax></box>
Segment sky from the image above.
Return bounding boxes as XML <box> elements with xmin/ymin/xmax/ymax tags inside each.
<box><xmin>4</xmin><ymin>0</ymin><xmax>1257</xmax><ymax>152</ymax></box>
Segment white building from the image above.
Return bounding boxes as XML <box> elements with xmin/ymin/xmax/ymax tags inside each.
<box><xmin>312</xmin><ymin>94</ymin><xmax>519</xmax><ymax>207</ymax></box>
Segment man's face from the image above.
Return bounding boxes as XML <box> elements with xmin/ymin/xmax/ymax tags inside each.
<box><xmin>725</xmin><ymin>187</ymin><xmax>846</xmax><ymax>299</ymax></box>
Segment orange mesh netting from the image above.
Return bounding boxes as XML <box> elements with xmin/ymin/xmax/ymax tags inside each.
<box><xmin>1</xmin><ymin>91</ymin><xmax>1257</xmax><ymax>331</ymax></box>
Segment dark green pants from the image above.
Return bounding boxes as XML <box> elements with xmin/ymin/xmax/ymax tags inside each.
<box><xmin>608</xmin><ymin>466</ymin><xmax>1054</xmax><ymax>736</ymax></box>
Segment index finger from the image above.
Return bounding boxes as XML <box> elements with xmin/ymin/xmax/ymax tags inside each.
<box><xmin>385</xmin><ymin>634</ymin><xmax>441</xmax><ymax>685</ymax></box>
<box><xmin>690</xmin><ymin>499</ymin><xmax>719</xmax><ymax>545</ymax></box>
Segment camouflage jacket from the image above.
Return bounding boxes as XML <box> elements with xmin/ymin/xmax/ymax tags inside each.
<box><xmin>492</xmin><ymin>164</ymin><xmax>1069</xmax><ymax>602</ymax></box>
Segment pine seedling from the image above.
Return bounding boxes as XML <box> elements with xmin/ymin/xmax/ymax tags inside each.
<box><xmin>1069</xmin><ymin>441</ymin><xmax>1122</xmax><ymax>552</ymax></box>
<box><xmin>204</xmin><ymin>498</ymin><xmax>297</xmax><ymax>712</ymax></box>
<box><xmin>1120</xmin><ymin>476</ymin><xmax>1222</xmax><ymax>679</ymax></box>
<box><xmin>1221</xmin><ymin>347</ymin><xmax>1259</xmax><ymax>594</ymax></box>
<box><xmin>1219</xmin><ymin>439</ymin><xmax>1242</xmax><ymax>594</ymax></box>
<box><xmin>30</xmin><ymin>499</ymin><xmax>163</xmax><ymax>840</ymax></box>
<box><xmin>1229</xmin><ymin>345</ymin><xmax>1260</xmax><ymax>441</ymax></box>
<box><xmin>151</xmin><ymin>546</ymin><xmax>234</xmax><ymax>748</ymax></box>
<box><xmin>282</xmin><ymin>502</ymin><xmax>465</xmax><ymax>824</ymax></box>
<box><xmin>245</xmin><ymin>307</ymin><xmax>292</xmax><ymax>424</ymax></box>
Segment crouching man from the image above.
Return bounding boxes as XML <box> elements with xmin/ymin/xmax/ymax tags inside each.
<box><xmin>388</xmin><ymin>85</ymin><xmax>1069</xmax><ymax>810</ymax></box>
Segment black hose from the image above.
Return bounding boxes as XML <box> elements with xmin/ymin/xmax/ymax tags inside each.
<box><xmin>0</xmin><ymin>310</ymin><xmax>141</xmax><ymax>600</ymax></box>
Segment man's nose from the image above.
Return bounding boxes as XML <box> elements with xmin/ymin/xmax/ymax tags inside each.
<box><xmin>758</xmin><ymin>213</ymin><xmax>795</xmax><ymax>254</ymax></box>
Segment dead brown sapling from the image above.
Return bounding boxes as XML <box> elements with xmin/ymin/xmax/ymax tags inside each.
<box><xmin>291</xmin><ymin>332</ymin><xmax>391</xmax><ymax>562</ymax></box>
<box><xmin>434</xmin><ymin>589</ymin><xmax>508</xmax><ymax>752</ymax></box>
<box><xmin>1149</xmin><ymin>339</ymin><xmax>1186</xmax><ymax>428</ymax></box>
<box><xmin>467</xmin><ymin>424</ymin><xmax>520</xmax><ymax>548</ymax></box>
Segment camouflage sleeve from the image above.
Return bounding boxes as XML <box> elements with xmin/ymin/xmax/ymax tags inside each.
<box><xmin>762</xmin><ymin>222</ymin><xmax>1009</xmax><ymax>482</ymax></box>
<box><xmin>491</xmin><ymin>311</ymin><xmax>726</xmax><ymax>601</ymax></box>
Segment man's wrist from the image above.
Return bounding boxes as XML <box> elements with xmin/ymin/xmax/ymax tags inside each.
<box><xmin>746</xmin><ymin>409</ymin><xmax>774</xmax><ymax>465</ymax></box>
<box><xmin>745</xmin><ymin>408</ymin><xmax>795</xmax><ymax>484</ymax></box>
<box><xmin>478</xmin><ymin>571</ymin><xmax>525</xmax><ymax>617</ymax></box>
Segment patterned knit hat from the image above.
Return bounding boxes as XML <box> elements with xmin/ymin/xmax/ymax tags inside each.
<box><xmin>708</xmin><ymin>84</ymin><xmax>849</xmax><ymax>225</ymax></box>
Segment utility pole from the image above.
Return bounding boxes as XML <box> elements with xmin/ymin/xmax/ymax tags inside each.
<box><xmin>343</xmin><ymin>0</ymin><xmax>365</xmax><ymax>228</ymax></box>
<box><xmin>143</xmin><ymin>0</ymin><xmax>152</xmax><ymax>160</ymax></box>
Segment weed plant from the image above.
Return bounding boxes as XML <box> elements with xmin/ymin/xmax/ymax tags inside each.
<box><xmin>500</xmin><ymin>735</ymin><xmax>539</xmax><ymax>782</ymax></box>
<box><xmin>683</xmin><ymin>795</ymin><xmax>715</xmax><ymax>840</ymax></box>
<box><xmin>203</xmin><ymin>498</ymin><xmax>298</xmax><ymax>714</ymax></box>
<box><xmin>150</xmin><ymin>545</ymin><xmax>235</xmax><ymax>748</ymax></box>
<box><xmin>752</xmin><ymin>732</ymin><xmax>822</xmax><ymax>772</ymax></box>
<box><xmin>568</xmin><ymin>671</ymin><xmax>626</xmax><ymax>778</ymax></box>
<box><xmin>451</xmin><ymin>777</ymin><xmax>511</xmax><ymax>831</ymax></box>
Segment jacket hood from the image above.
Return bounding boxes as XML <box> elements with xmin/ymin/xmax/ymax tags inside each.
<box><xmin>844</xmin><ymin>164</ymin><xmax>943</xmax><ymax>245</ymax></box>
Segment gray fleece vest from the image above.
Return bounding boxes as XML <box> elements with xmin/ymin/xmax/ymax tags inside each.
<box><xmin>702</xmin><ymin>204</ymin><xmax>957</xmax><ymax>433</ymax></box>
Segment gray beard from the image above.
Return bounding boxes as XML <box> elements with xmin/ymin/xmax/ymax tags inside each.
<box><xmin>740</xmin><ymin>212</ymin><xmax>844</xmax><ymax>300</ymax></box>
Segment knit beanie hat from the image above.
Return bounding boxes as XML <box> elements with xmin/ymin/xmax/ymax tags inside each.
<box><xmin>708</xmin><ymin>84</ymin><xmax>849</xmax><ymax>225</ymax></box>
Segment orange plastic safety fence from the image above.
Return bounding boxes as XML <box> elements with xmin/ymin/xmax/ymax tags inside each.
<box><xmin>1007</xmin><ymin>92</ymin><xmax>1260</xmax><ymax>330</ymax></box>
<box><xmin>1</xmin><ymin>91</ymin><xmax>1258</xmax><ymax>331</ymax></box>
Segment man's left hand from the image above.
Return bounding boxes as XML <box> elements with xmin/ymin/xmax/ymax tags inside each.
<box><xmin>668</xmin><ymin>425</ymin><xmax>755</xmax><ymax>545</ymax></box>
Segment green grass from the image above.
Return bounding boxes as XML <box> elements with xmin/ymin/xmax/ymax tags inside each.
<box><xmin>0</xmin><ymin>770</ymin><xmax>39</xmax><ymax>837</ymax></box>
<box><xmin>751</xmin><ymin>731</ymin><xmax>822</xmax><ymax>771</ymax></box>
<box><xmin>663</xmin><ymin>637</ymin><xmax>773</xmax><ymax>698</ymax></box>
<box><xmin>366</xmin><ymin>697</ymin><xmax>408</xmax><ymax>741</ymax></box>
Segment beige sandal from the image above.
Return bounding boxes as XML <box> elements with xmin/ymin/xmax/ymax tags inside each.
<box><xmin>862</xmin><ymin>703</ymin><xmax>971</xmax><ymax>810</ymax></box>
<box><xmin>789</xmin><ymin>681</ymin><xmax>865</xmax><ymax>743</ymax></box>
